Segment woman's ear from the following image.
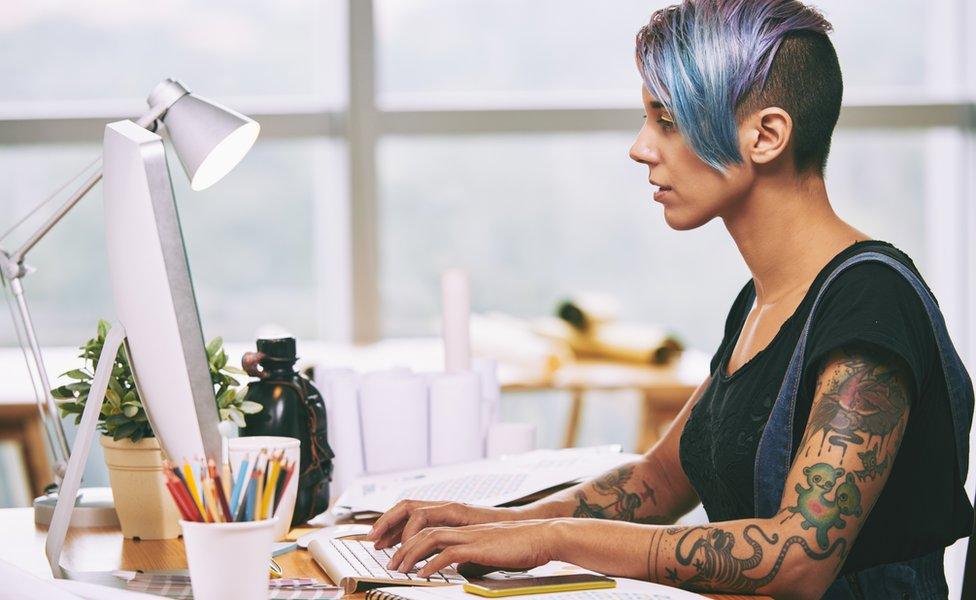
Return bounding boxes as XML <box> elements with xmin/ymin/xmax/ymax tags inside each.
<box><xmin>743</xmin><ymin>107</ymin><xmax>792</xmax><ymax>167</ymax></box>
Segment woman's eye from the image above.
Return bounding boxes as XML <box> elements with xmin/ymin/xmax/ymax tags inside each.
<box><xmin>657</xmin><ymin>117</ymin><xmax>675</xmax><ymax>132</ymax></box>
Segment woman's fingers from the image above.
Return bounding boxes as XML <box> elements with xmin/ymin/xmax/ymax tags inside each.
<box><xmin>417</xmin><ymin>546</ymin><xmax>473</xmax><ymax>578</ymax></box>
<box><xmin>368</xmin><ymin>499</ymin><xmax>419</xmax><ymax>543</ymax></box>
<box><xmin>373</xmin><ymin>522</ymin><xmax>406</xmax><ymax>551</ymax></box>
<box><xmin>390</xmin><ymin>527</ymin><xmax>466</xmax><ymax>572</ymax></box>
<box><xmin>400</xmin><ymin>502</ymin><xmax>466</xmax><ymax>543</ymax></box>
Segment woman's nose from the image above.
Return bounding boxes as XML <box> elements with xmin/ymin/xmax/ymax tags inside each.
<box><xmin>629</xmin><ymin>131</ymin><xmax>660</xmax><ymax>166</ymax></box>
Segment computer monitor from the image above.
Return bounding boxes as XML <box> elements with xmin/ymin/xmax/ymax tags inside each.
<box><xmin>102</xmin><ymin>119</ymin><xmax>221</xmax><ymax>463</ymax></box>
<box><xmin>46</xmin><ymin>119</ymin><xmax>221</xmax><ymax>579</ymax></box>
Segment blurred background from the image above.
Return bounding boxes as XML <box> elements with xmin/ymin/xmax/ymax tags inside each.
<box><xmin>0</xmin><ymin>0</ymin><xmax>973</xmax><ymax>589</ymax></box>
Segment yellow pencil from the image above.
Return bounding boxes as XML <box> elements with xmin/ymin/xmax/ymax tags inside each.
<box><xmin>204</xmin><ymin>478</ymin><xmax>223</xmax><ymax>523</ymax></box>
<box><xmin>262</xmin><ymin>451</ymin><xmax>282</xmax><ymax>521</ymax></box>
<box><xmin>182</xmin><ymin>460</ymin><xmax>209</xmax><ymax>522</ymax></box>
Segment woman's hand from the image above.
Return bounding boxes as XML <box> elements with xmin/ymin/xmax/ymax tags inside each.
<box><xmin>386</xmin><ymin>519</ymin><xmax>567</xmax><ymax>578</ymax></box>
<box><xmin>368</xmin><ymin>500</ymin><xmax>532</xmax><ymax>549</ymax></box>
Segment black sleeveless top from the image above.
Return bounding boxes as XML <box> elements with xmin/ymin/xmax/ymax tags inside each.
<box><xmin>678</xmin><ymin>240</ymin><xmax>973</xmax><ymax>574</ymax></box>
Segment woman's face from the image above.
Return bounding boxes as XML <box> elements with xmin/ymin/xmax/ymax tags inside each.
<box><xmin>629</xmin><ymin>86</ymin><xmax>754</xmax><ymax>230</ymax></box>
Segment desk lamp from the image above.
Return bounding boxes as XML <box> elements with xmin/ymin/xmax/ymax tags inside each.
<box><xmin>0</xmin><ymin>78</ymin><xmax>259</xmax><ymax>528</ymax></box>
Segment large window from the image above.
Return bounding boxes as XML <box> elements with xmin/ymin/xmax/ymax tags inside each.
<box><xmin>1</xmin><ymin>0</ymin><xmax>973</xmax><ymax>591</ymax></box>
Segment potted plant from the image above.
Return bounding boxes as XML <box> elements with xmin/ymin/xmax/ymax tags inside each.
<box><xmin>52</xmin><ymin>320</ymin><xmax>261</xmax><ymax>539</ymax></box>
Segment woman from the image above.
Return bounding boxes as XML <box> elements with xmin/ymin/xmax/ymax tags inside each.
<box><xmin>367</xmin><ymin>1</ymin><xmax>974</xmax><ymax>598</ymax></box>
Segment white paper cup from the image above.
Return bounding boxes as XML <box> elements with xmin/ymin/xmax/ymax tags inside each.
<box><xmin>181</xmin><ymin>517</ymin><xmax>277</xmax><ymax>600</ymax></box>
<box><xmin>228</xmin><ymin>436</ymin><xmax>300</xmax><ymax>540</ymax></box>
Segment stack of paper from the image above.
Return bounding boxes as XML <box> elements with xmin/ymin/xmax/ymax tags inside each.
<box><xmin>333</xmin><ymin>446</ymin><xmax>639</xmax><ymax>515</ymax></box>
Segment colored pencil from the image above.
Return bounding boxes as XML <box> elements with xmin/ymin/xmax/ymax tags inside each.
<box><xmin>209</xmin><ymin>458</ymin><xmax>233</xmax><ymax>522</ymax></box>
<box><xmin>163</xmin><ymin>468</ymin><xmax>196</xmax><ymax>521</ymax></box>
<box><xmin>272</xmin><ymin>457</ymin><xmax>289</xmax><ymax>512</ymax></box>
<box><xmin>182</xmin><ymin>459</ymin><xmax>209</xmax><ymax>522</ymax></box>
<box><xmin>204</xmin><ymin>477</ymin><xmax>223</xmax><ymax>523</ymax></box>
<box><xmin>246</xmin><ymin>472</ymin><xmax>258</xmax><ymax>521</ymax></box>
<box><xmin>229</xmin><ymin>454</ymin><xmax>250</xmax><ymax>520</ymax></box>
<box><xmin>273</xmin><ymin>459</ymin><xmax>297</xmax><ymax>518</ymax></box>
<box><xmin>262</xmin><ymin>451</ymin><xmax>282</xmax><ymax>521</ymax></box>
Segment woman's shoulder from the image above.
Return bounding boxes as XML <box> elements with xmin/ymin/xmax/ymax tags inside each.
<box><xmin>806</xmin><ymin>240</ymin><xmax>938</xmax><ymax>396</ymax></box>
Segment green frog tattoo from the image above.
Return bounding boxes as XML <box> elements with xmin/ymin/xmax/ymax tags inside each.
<box><xmin>785</xmin><ymin>463</ymin><xmax>863</xmax><ymax>549</ymax></box>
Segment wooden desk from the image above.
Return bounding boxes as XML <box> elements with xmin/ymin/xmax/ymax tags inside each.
<box><xmin>503</xmin><ymin>357</ymin><xmax>705</xmax><ymax>452</ymax></box>
<box><xmin>0</xmin><ymin>508</ymin><xmax>768</xmax><ymax>600</ymax></box>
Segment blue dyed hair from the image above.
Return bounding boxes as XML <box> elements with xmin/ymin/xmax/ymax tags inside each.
<box><xmin>636</xmin><ymin>0</ymin><xmax>836</xmax><ymax>172</ymax></box>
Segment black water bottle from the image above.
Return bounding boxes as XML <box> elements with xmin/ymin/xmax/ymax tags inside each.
<box><xmin>240</xmin><ymin>337</ymin><xmax>333</xmax><ymax>525</ymax></box>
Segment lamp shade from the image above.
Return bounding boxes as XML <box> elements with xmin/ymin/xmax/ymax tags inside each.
<box><xmin>156</xmin><ymin>86</ymin><xmax>260</xmax><ymax>191</ymax></box>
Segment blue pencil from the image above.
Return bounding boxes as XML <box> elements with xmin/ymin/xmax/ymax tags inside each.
<box><xmin>245</xmin><ymin>475</ymin><xmax>257</xmax><ymax>522</ymax></box>
<box><xmin>229</xmin><ymin>456</ymin><xmax>250</xmax><ymax>518</ymax></box>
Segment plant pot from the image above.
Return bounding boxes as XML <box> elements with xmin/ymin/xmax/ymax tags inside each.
<box><xmin>100</xmin><ymin>435</ymin><xmax>181</xmax><ymax>540</ymax></box>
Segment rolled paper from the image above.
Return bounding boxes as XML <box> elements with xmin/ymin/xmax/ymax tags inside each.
<box><xmin>325</xmin><ymin>373</ymin><xmax>366</xmax><ymax>497</ymax></box>
<box><xmin>428</xmin><ymin>371</ymin><xmax>483</xmax><ymax>466</ymax></box>
<box><xmin>472</xmin><ymin>357</ymin><xmax>501</xmax><ymax>444</ymax></box>
<box><xmin>442</xmin><ymin>268</ymin><xmax>472</xmax><ymax>373</ymax></box>
<box><xmin>359</xmin><ymin>374</ymin><xmax>429</xmax><ymax>473</ymax></box>
<box><xmin>486</xmin><ymin>422</ymin><xmax>536</xmax><ymax>458</ymax></box>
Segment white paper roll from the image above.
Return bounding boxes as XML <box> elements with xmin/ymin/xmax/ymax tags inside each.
<box><xmin>472</xmin><ymin>357</ymin><xmax>501</xmax><ymax>441</ymax></box>
<box><xmin>486</xmin><ymin>422</ymin><xmax>536</xmax><ymax>458</ymax></box>
<box><xmin>323</xmin><ymin>374</ymin><xmax>365</xmax><ymax>497</ymax></box>
<box><xmin>428</xmin><ymin>371</ymin><xmax>483</xmax><ymax>466</ymax></box>
<box><xmin>359</xmin><ymin>375</ymin><xmax>429</xmax><ymax>473</ymax></box>
<box><xmin>442</xmin><ymin>268</ymin><xmax>471</xmax><ymax>373</ymax></box>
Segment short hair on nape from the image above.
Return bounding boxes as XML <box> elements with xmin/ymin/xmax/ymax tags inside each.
<box><xmin>737</xmin><ymin>31</ymin><xmax>843</xmax><ymax>175</ymax></box>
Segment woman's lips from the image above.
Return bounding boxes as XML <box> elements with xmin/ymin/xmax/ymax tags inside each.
<box><xmin>652</xmin><ymin>184</ymin><xmax>673</xmax><ymax>202</ymax></box>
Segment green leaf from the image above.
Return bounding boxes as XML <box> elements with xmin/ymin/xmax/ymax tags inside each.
<box><xmin>105</xmin><ymin>388</ymin><xmax>122</xmax><ymax>410</ymax></box>
<box><xmin>239</xmin><ymin>401</ymin><xmax>263</xmax><ymax>414</ymax></box>
<box><xmin>227</xmin><ymin>409</ymin><xmax>246</xmax><ymax>428</ymax></box>
<box><xmin>62</xmin><ymin>369</ymin><xmax>90</xmax><ymax>381</ymax></box>
<box><xmin>97</xmin><ymin>320</ymin><xmax>110</xmax><ymax>340</ymax></box>
<box><xmin>66</xmin><ymin>382</ymin><xmax>91</xmax><ymax>393</ymax></box>
<box><xmin>206</xmin><ymin>337</ymin><xmax>223</xmax><ymax>357</ymax></box>
<box><xmin>113</xmin><ymin>421</ymin><xmax>139</xmax><ymax>441</ymax></box>
<box><xmin>223</xmin><ymin>365</ymin><xmax>246</xmax><ymax>375</ymax></box>
<box><xmin>214</xmin><ymin>389</ymin><xmax>229</xmax><ymax>408</ymax></box>
<box><xmin>51</xmin><ymin>386</ymin><xmax>75</xmax><ymax>399</ymax></box>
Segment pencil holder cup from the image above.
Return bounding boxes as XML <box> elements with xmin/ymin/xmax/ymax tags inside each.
<box><xmin>181</xmin><ymin>517</ymin><xmax>278</xmax><ymax>600</ymax></box>
<box><xmin>228</xmin><ymin>435</ymin><xmax>300</xmax><ymax>540</ymax></box>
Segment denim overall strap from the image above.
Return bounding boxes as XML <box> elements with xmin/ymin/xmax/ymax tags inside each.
<box><xmin>753</xmin><ymin>251</ymin><xmax>974</xmax><ymax>519</ymax></box>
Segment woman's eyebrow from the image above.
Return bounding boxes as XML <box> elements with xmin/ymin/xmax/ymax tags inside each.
<box><xmin>650</xmin><ymin>101</ymin><xmax>664</xmax><ymax>109</ymax></box>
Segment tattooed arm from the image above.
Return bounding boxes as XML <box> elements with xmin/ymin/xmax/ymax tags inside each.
<box><xmin>521</xmin><ymin>374</ymin><xmax>709</xmax><ymax>524</ymax></box>
<box><xmin>390</xmin><ymin>344</ymin><xmax>913</xmax><ymax>600</ymax></box>
<box><xmin>369</xmin><ymin>376</ymin><xmax>709</xmax><ymax>547</ymax></box>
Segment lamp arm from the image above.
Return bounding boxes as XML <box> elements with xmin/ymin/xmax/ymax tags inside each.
<box><xmin>4</xmin><ymin>98</ymin><xmax>170</xmax><ymax>275</ymax></box>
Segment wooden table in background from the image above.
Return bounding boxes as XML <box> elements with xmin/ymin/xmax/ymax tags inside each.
<box><xmin>0</xmin><ymin>508</ymin><xmax>768</xmax><ymax>600</ymax></box>
<box><xmin>504</xmin><ymin>359</ymin><xmax>702</xmax><ymax>452</ymax></box>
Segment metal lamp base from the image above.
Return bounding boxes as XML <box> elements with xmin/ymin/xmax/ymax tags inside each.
<box><xmin>33</xmin><ymin>487</ymin><xmax>119</xmax><ymax>528</ymax></box>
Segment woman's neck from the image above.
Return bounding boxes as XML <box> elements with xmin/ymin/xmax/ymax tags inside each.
<box><xmin>722</xmin><ymin>174</ymin><xmax>869</xmax><ymax>304</ymax></box>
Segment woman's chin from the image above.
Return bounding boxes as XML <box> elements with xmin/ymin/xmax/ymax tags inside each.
<box><xmin>662</xmin><ymin>206</ymin><xmax>712</xmax><ymax>231</ymax></box>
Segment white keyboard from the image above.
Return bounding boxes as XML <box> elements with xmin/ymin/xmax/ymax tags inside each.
<box><xmin>309</xmin><ymin>538</ymin><xmax>466</xmax><ymax>592</ymax></box>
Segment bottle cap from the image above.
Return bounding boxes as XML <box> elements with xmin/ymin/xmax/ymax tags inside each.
<box><xmin>256</xmin><ymin>337</ymin><xmax>297</xmax><ymax>361</ymax></box>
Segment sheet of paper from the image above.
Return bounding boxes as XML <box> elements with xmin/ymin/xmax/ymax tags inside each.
<box><xmin>334</xmin><ymin>446</ymin><xmax>637</xmax><ymax>514</ymax></box>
